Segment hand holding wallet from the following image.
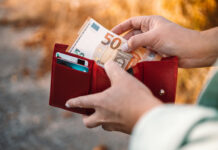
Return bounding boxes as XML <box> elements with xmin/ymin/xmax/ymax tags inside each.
<box><xmin>49</xmin><ymin>43</ymin><xmax>178</xmax><ymax>115</ymax></box>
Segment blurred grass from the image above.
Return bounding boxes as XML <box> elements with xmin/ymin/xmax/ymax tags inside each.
<box><xmin>0</xmin><ymin>0</ymin><xmax>218</xmax><ymax>104</ymax></box>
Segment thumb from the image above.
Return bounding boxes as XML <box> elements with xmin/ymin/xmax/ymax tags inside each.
<box><xmin>104</xmin><ymin>60</ymin><xmax>128</xmax><ymax>84</ymax></box>
<box><xmin>128</xmin><ymin>31</ymin><xmax>153</xmax><ymax>51</ymax></box>
<box><xmin>66</xmin><ymin>93</ymin><xmax>103</xmax><ymax>109</ymax></box>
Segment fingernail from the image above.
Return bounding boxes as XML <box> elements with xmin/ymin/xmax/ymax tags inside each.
<box><xmin>65</xmin><ymin>103</ymin><xmax>70</xmax><ymax>108</ymax></box>
<box><xmin>120</xmin><ymin>42</ymin><xmax>129</xmax><ymax>52</ymax></box>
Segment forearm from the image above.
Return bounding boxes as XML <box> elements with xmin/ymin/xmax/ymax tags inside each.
<box><xmin>199</xmin><ymin>27</ymin><xmax>218</xmax><ymax>65</ymax></box>
<box><xmin>180</xmin><ymin>27</ymin><xmax>218</xmax><ymax>68</ymax></box>
<box><xmin>201</xmin><ymin>27</ymin><xmax>218</xmax><ymax>55</ymax></box>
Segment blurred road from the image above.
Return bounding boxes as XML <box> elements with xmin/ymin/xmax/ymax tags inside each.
<box><xmin>0</xmin><ymin>26</ymin><xmax>129</xmax><ymax>150</ymax></box>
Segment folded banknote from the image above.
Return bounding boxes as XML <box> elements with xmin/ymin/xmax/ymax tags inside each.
<box><xmin>69</xmin><ymin>18</ymin><xmax>161</xmax><ymax>69</ymax></box>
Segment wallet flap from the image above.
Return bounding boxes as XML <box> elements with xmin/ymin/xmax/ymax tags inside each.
<box><xmin>49</xmin><ymin>44</ymin><xmax>95</xmax><ymax>115</ymax></box>
<box><xmin>140</xmin><ymin>57</ymin><xmax>178</xmax><ymax>103</ymax></box>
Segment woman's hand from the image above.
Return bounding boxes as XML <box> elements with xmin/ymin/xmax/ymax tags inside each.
<box><xmin>112</xmin><ymin>16</ymin><xmax>218</xmax><ymax>68</ymax></box>
<box><xmin>66</xmin><ymin>61</ymin><xmax>162</xmax><ymax>134</ymax></box>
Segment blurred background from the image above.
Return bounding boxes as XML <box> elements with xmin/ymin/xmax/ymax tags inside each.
<box><xmin>0</xmin><ymin>0</ymin><xmax>218</xmax><ymax>149</ymax></box>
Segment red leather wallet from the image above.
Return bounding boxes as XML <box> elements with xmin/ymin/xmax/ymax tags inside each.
<box><xmin>49</xmin><ymin>43</ymin><xmax>178</xmax><ymax>115</ymax></box>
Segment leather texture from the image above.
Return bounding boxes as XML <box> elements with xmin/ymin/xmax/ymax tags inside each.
<box><xmin>49</xmin><ymin>43</ymin><xmax>178</xmax><ymax>115</ymax></box>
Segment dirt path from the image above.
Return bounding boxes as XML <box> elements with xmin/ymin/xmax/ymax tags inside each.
<box><xmin>0</xmin><ymin>26</ymin><xmax>129</xmax><ymax>150</ymax></box>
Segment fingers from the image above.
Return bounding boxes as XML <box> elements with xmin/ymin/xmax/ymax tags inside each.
<box><xmin>82</xmin><ymin>115</ymin><xmax>101</xmax><ymax>128</ymax></box>
<box><xmin>111</xmin><ymin>16</ymin><xmax>150</xmax><ymax>35</ymax></box>
<box><xmin>66</xmin><ymin>93</ymin><xmax>103</xmax><ymax>109</ymax></box>
<box><xmin>123</xmin><ymin>29</ymin><xmax>142</xmax><ymax>40</ymax></box>
<box><xmin>101</xmin><ymin>124</ymin><xmax>113</xmax><ymax>131</ymax></box>
<box><xmin>127</xmin><ymin>31</ymin><xmax>153</xmax><ymax>51</ymax></box>
<box><xmin>111</xmin><ymin>16</ymin><xmax>143</xmax><ymax>34</ymax></box>
<box><xmin>104</xmin><ymin>60</ymin><xmax>129</xmax><ymax>84</ymax></box>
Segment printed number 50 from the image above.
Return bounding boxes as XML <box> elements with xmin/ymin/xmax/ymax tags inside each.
<box><xmin>101</xmin><ymin>33</ymin><xmax>121</xmax><ymax>49</ymax></box>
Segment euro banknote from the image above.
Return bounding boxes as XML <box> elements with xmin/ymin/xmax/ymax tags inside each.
<box><xmin>69</xmin><ymin>18</ymin><xmax>161</xmax><ymax>69</ymax></box>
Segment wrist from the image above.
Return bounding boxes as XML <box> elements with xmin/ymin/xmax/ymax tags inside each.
<box><xmin>200</xmin><ymin>27</ymin><xmax>218</xmax><ymax>59</ymax></box>
<box><xmin>131</xmin><ymin>100</ymin><xmax>163</xmax><ymax>133</ymax></box>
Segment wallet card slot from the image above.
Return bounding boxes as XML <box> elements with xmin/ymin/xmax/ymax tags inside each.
<box><xmin>50</xmin><ymin>57</ymin><xmax>94</xmax><ymax>114</ymax></box>
<box><xmin>53</xmin><ymin>49</ymin><xmax>95</xmax><ymax>95</ymax></box>
<box><xmin>56</xmin><ymin>62</ymin><xmax>89</xmax><ymax>74</ymax></box>
<box><xmin>54</xmin><ymin>46</ymin><xmax>94</xmax><ymax>69</ymax></box>
<box><xmin>53</xmin><ymin>59</ymin><xmax>91</xmax><ymax>95</ymax></box>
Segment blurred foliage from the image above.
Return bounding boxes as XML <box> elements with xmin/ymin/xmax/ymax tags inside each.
<box><xmin>0</xmin><ymin>0</ymin><xmax>218</xmax><ymax>103</ymax></box>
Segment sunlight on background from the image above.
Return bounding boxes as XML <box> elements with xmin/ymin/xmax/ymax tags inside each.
<box><xmin>0</xmin><ymin>0</ymin><xmax>218</xmax><ymax>149</ymax></box>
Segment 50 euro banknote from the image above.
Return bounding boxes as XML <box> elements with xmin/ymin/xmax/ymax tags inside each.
<box><xmin>69</xmin><ymin>18</ymin><xmax>161</xmax><ymax>70</ymax></box>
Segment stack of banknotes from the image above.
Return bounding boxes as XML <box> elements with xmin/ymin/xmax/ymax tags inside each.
<box><xmin>68</xmin><ymin>18</ymin><xmax>161</xmax><ymax>70</ymax></box>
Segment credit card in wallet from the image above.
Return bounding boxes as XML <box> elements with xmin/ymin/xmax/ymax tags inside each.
<box><xmin>57</xmin><ymin>58</ymin><xmax>89</xmax><ymax>73</ymax></box>
<box><xmin>56</xmin><ymin>52</ymin><xmax>89</xmax><ymax>67</ymax></box>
